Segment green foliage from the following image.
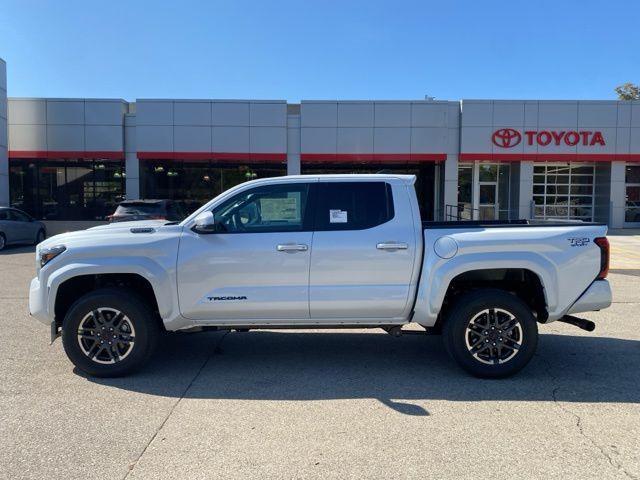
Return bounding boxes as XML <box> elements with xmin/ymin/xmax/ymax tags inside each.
<box><xmin>615</xmin><ymin>83</ymin><xmax>640</xmax><ymax>100</ymax></box>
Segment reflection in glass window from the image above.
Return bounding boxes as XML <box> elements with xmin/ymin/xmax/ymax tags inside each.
<box><xmin>9</xmin><ymin>159</ymin><xmax>125</xmax><ymax>220</ymax></box>
<box><xmin>140</xmin><ymin>161</ymin><xmax>286</xmax><ymax>215</ymax></box>
<box><xmin>532</xmin><ymin>163</ymin><xmax>594</xmax><ymax>221</ymax></box>
<box><xmin>456</xmin><ymin>164</ymin><xmax>473</xmax><ymax>219</ymax></box>
<box><xmin>478</xmin><ymin>164</ymin><xmax>497</xmax><ymax>182</ymax></box>
<box><xmin>625</xmin><ymin>165</ymin><xmax>640</xmax><ymax>223</ymax></box>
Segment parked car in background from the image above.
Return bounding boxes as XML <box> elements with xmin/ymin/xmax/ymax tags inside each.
<box><xmin>0</xmin><ymin>207</ymin><xmax>47</xmax><ymax>251</ymax></box>
<box><xmin>107</xmin><ymin>200</ymin><xmax>187</xmax><ymax>223</ymax></box>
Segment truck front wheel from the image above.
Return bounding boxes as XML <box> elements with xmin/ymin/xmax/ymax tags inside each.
<box><xmin>61</xmin><ymin>288</ymin><xmax>160</xmax><ymax>377</ymax></box>
<box><xmin>443</xmin><ymin>289</ymin><xmax>538</xmax><ymax>378</ymax></box>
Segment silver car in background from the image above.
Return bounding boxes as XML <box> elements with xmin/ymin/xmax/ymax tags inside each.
<box><xmin>0</xmin><ymin>207</ymin><xmax>46</xmax><ymax>251</ymax></box>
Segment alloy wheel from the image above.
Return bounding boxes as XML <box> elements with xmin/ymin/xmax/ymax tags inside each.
<box><xmin>77</xmin><ymin>308</ymin><xmax>136</xmax><ymax>364</ymax></box>
<box><xmin>464</xmin><ymin>308</ymin><xmax>523</xmax><ymax>365</ymax></box>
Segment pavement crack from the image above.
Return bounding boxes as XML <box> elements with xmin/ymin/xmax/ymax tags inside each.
<box><xmin>539</xmin><ymin>355</ymin><xmax>637</xmax><ymax>480</ymax></box>
<box><xmin>122</xmin><ymin>331</ymin><xmax>230</xmax><ymax>479</ymax></box>
<box><xmin>550</xmin><ymin>387</ymin><xmax>637</xmax><ymax>480</ymax></box>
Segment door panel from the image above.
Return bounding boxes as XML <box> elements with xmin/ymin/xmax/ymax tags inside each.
<box><xmin>177</xmin><ymin>181</ymin><xmax>314</xmax><ymax>321</ymax></box>
<box><xmin>8</xmin><ymin>210</ymin><xmax>32</xmax><ymax>242</ymax></box>
<box><xmin>309</xmin><ymin>181</ymin><xmax>417</xmax><ymax>319</ymax></box>
<box><xmin>177</xmin><ymin>231</ymin><xmax>312</xmax><ymax>320</ymax></box>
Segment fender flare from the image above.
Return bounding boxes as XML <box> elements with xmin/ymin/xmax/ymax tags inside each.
<box><xmin>45</xmin><ymin>256</ymin><xmax>179</xmax><ymax>322</ymax></box>
<box><xmin>414</xmin><ymin>251</ymin><xmax>557</xmax><ymax>326</ymax></box>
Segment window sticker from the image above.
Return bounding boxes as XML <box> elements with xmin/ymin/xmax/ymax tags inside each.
<box><xmin>260</xmin><ymin>196</ymin><xmax>300</xmax><ymax>222</ymax></box>
<box><xmin>329</xmin><ymin>209</ymin><xmax>348</xmax><ymax>223</ymax></box>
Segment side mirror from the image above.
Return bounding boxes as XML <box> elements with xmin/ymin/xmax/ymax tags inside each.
<box><xmin>192</xmin><ymin>211</ymin><xmax>217</xmax><ymax>234</ymax></box>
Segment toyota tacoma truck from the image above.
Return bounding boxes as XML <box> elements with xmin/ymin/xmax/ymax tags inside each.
<box><xmin>29</xmin><ymin>175</ymin><xmax>612</xmax><ymax>378</ymax></box>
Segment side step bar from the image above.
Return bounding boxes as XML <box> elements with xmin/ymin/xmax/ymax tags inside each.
<box><xmin>557</xmin><ymin>315</ymin><xmax>596</xmax><ymax>332</ymax></box>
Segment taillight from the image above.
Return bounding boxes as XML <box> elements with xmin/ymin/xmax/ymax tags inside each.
<box><xmin>594</xmin><ymin>237</ymin><xmax>609</xmax><ymax>279</ymax></box>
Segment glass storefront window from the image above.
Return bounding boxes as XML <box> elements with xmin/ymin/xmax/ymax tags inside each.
<box><xmin>625</xmin><ymin>165</ymin><xmax>640</xmax><ymax>223</ymax></box>
<box><xmin>456</xmin><ymin>164</ymin><xmax>473</xmax><ymax>219</ymax></box>
<box><xmin>140</xmin><ymin>161</ymin><xmax>286</xmax><ymax>215</ymax></box>
<box><xmin>478</xmin><ymin>164</ymin><xmax>497</xmax><ymax>182</ymax></box>
<box><xmin>533</xmin><ymin>163</ymin><xmax>594</xmax><ymax>221</ymax></box>
<box><xmin>9</xmin><ymin>159</ymin><xmax>125</xmax><ymax>220</ymax></box>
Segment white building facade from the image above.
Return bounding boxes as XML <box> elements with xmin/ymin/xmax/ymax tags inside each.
<box><xmin>1</xmin><ymin>60</ymin><xmax>639</xmax><ymax>228</ymax></box>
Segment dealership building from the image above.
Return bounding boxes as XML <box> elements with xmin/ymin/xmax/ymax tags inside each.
<box><xmin>1</xmin><ymin>58</ymin><xmax>640</xmax><ymax>229</ymax></box>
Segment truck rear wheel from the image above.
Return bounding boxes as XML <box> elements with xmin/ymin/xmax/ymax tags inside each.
<box><xmin>443</xmin><ymin>289</ymin><xmax>538</xmax><ymax>378</ymax></box>
<box><xmin>61</xmin><ymin>288</ymin><xmax>160</xmax><ymax>377</ymax></box>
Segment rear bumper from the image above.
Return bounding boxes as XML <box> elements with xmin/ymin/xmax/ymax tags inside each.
<box><xmin>567</xmin><ymin>279</ymin><xmax>612</xmax><ymax>315</ymax></box>
<box><xmin>29</xmin><ymin>276</ymin><xmax>53</xmax><ymax>325</ymax></box>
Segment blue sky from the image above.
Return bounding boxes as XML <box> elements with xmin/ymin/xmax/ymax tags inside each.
<box><xmin>1</xmin><ymin>0</ymin><xmax>639</xmax><ymax>101</ymax></box>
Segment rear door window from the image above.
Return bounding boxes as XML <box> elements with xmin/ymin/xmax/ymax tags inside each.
<box><xmin>314</xmin><ymin>182</ymin><xmax>395</xmax><ymax>231</ymax></box>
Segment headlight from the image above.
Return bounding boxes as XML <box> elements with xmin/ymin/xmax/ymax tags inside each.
<box><xmin>39</xmin><ymin>245</ymin><xmax>66</xmax><ymax>267</ymax></box>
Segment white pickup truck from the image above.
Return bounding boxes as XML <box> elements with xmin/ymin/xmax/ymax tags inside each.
<box><xmin>29</xmin><ymin>174</ymin><xmax>612</xmax><ymax>378</ymax></box>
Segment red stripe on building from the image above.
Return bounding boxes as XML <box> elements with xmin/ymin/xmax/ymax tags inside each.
<box><xmin>9</xmin><ymin>150</ymin><xmax>125</xmax><ymax>160</ymax></box>
<box><xmin>137</xmin><ymin>152</ymin><xmax>287</xmax><ymax>163</ymax></box>
<box><xmin>301</xmin><ymin>153</ymin><xmax>446</xmax><ymax>164</ymax></box>
<box><xmin>459</xmin><ymin>153</ymin><xmax>640</xmax><ymax>162</ymax></box>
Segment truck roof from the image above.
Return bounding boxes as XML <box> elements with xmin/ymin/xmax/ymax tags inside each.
<box><xmin>283</xmin><ymin>174</ymin><xmax>417</xmax><ymax>185</ymax></box>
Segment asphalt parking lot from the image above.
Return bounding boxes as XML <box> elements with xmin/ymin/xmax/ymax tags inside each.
<box><xmin>1</xmin><ymin>239</ymin><xmax>639</xmax><ymax>480</ymax></box>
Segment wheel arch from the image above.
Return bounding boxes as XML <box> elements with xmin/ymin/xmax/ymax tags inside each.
<box><xmin>435</xmin><ymin>268</ymin><xmax>548</xmax><ymax>331</ymax></box>
<box><xmin>413</xmin><ymin>251</ymin><xmax>557</xmax><ymax>328</ymax></box>
<box><xmin>46</xmin><ymin>259</ymin><xmax>178</xmax><ymax>328</ymax></box>
<box><xmin>55</xmin><ymin>274</ymin><xmax>164</xmax><ymax>330</ymax></box>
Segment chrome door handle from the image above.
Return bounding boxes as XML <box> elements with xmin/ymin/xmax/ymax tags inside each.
<box><xmin>276</xmin><ymin>243</ymin><xmax>309</xmax><ymax>252</ymax></box>
<box><xmin>376</xmin><ymin>242</ymin><xmax>408</xmax><ymax>250</ymax></box>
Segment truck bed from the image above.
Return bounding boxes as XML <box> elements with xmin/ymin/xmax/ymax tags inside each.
<box><xmin>423</xmin><ymin>219</ymin><xmax>606</xmax><ymax>229</ymax></box>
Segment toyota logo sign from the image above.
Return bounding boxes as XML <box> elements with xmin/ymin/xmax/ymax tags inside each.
<box><xmin>492</xmin><ymin>128</ymin><xmax>522</xmax><ymax>148</ymax></box>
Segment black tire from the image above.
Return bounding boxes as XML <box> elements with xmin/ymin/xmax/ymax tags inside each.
<box><xmin>35</xmin><ymin>229</ymin><xmax>46</xmax><ymax>245</ymax></box>
<box><xmin>0</xmin><ymin>233</ymin><xmax>5</xmax><ymax>251</ymax></box>
<box><xmin>61</xmin><ymin>288</ymin><xmax>161</xmax><ymax>377</ymax></box>
<box><xmin>443</xmin><ymin>289</ymin><xmax>538</xmax><ymax>378</ymax></box>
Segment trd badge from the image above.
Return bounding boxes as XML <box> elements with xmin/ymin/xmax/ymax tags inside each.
<box><xmin>568</xmin><ymin>237</ymin><xmax>590</xmax><ymax>247</ymax></box>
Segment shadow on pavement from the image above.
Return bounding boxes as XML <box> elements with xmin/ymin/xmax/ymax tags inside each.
<box><xmin>0</xmin><ymin>245</ymin><xmax>36</xmax><ymax>255</ymax></box>
<box><xmin>84</xmin><ymin>330</ymin><xmax>640</xmax><ymax>415</ymax></box>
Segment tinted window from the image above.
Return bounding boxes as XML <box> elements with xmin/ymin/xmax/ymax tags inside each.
<box><xmin>211</xmin><ymin>183</ymin><xmax>311</xmax><ymax>233</ymax></box>
<box><xmin>315</xmin><ymin>182</ymin><xmax>394</xmax><ymax>231</ymax></box>
<box><xmin>10</xmin><ymin>210</ymin><xmax>30</xmax><ymax>222</ymax></box>
<box><xmin>166</xmin><ymin>202</ymin><xmax>186</xmax><ymax>221</ymax></box>
<box><xmin>0</xmin><ymin>210</ymin><xmax>8</xmax><ymax>221</ymax></box>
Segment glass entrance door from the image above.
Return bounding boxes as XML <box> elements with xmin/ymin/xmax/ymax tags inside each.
<box><xmin>478</xmin><ymin>164</ymin><xmax>498</xmax><ymax>220</ymax></box>
<box><xmin>457</xmin><ymin>163</ymin><xmax>511</xmax><ymax>220</ymax></box>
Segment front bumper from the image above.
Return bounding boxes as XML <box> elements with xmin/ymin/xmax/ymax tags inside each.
<box><xmin>567</xmin><ymin>279</ymin><xmax>612</xmax><ymax>315</ymax></box>
<box><xmin>29</xmin><ymin>276</ymin><xmax>53</xmax><ymax>325</ymax></box>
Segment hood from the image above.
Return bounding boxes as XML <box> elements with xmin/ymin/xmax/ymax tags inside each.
<box><xmin>38</xmin><ymin>220</ymin><xmax>174</xmax><ymax>250</ymax></box>
<box><xmin>87</xmin><ymin>219</ymin><xmax>169</xmax><ymax>231</ymax></box>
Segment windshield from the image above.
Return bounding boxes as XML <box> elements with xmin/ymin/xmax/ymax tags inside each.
<box><xmin>114</xmin><ymin>203</ymin><xmax>164</xmax><ymax>216</ymax></box>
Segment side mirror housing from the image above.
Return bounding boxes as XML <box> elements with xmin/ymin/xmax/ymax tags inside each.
<box><xmin>192</xmin><ymin>211</ymin><xmax>217</xmax><ymax>234</ymax></box>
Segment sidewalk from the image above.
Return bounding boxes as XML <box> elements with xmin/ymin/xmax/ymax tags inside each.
<box><xmin>608</xmin><ymin>229</ymin><xmax>640</xmax><ymax>270</ymax></box>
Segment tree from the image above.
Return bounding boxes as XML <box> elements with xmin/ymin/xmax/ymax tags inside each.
<box><xmin>615</xmin><ymin>82</ymin><xmax>640</xmax><ymax>100</ymax></box>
